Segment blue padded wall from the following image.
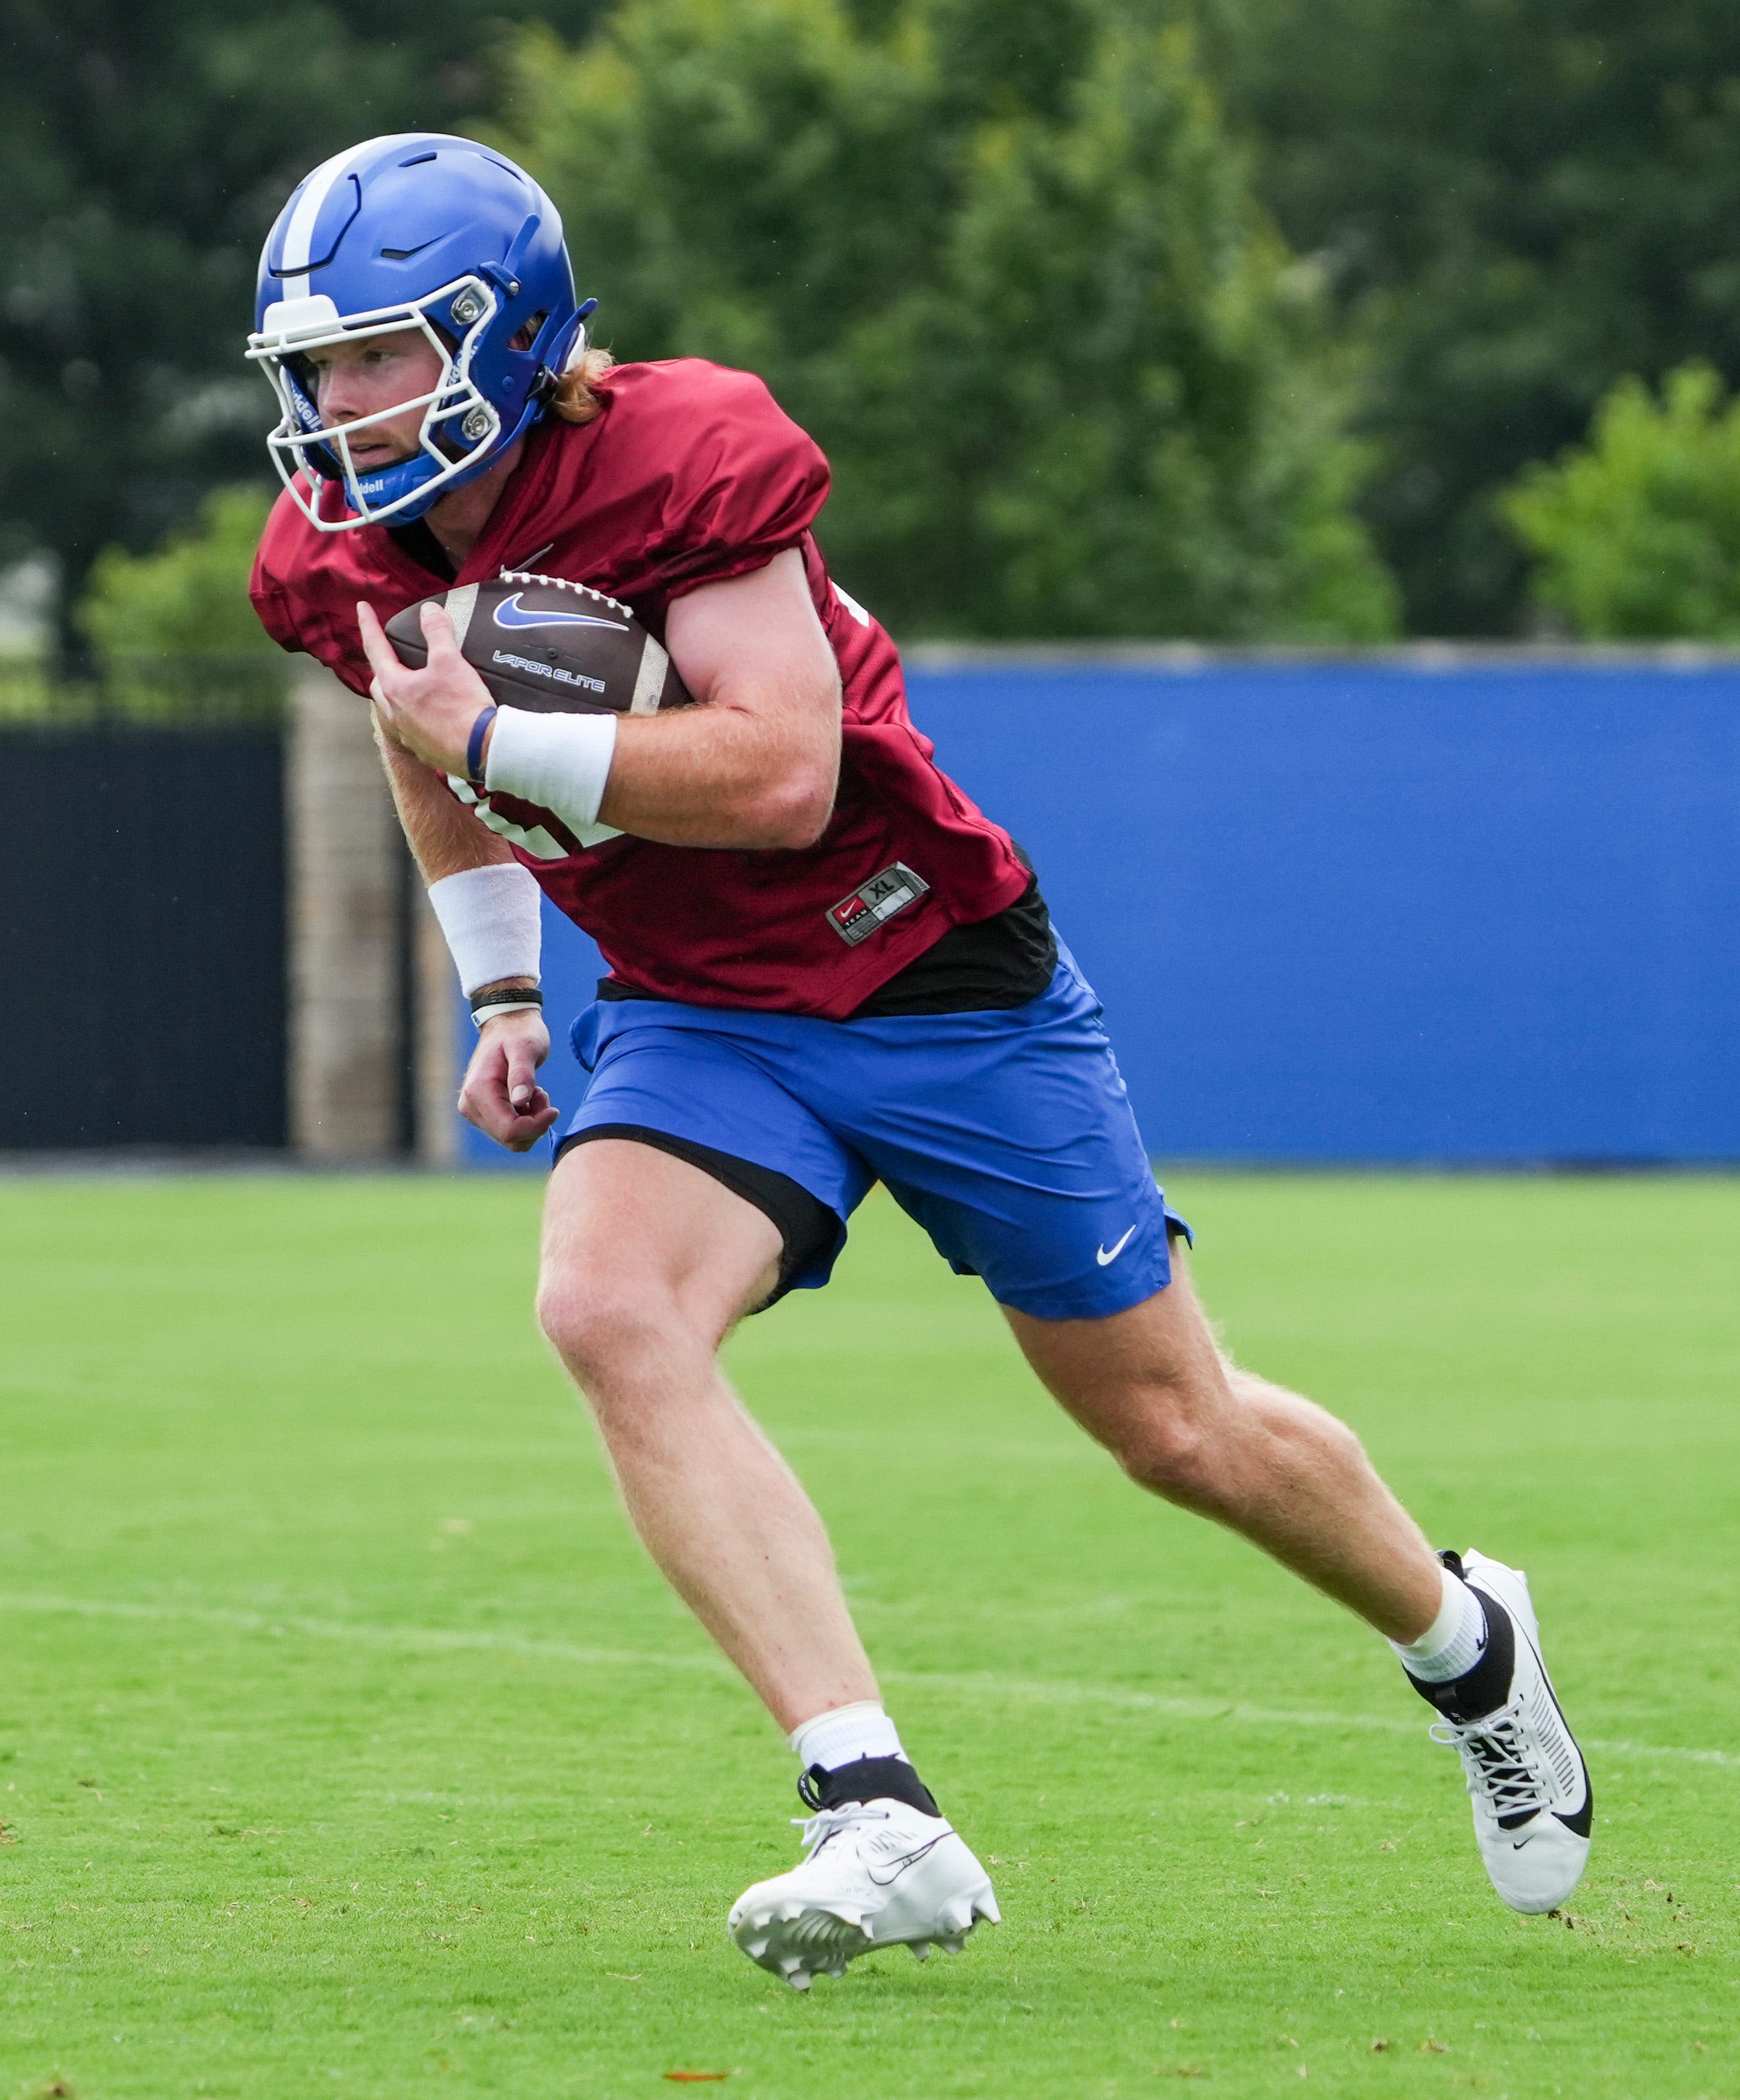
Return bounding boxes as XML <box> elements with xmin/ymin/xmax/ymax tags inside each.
<box><xmin>461</xmin><ymin>655</ymin><xmax>1740</xmax><ymax>1167</ymax></box>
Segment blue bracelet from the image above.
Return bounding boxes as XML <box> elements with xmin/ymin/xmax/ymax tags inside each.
<box><xmin>466</xmin><ymin>703</ymin><xmax>498</xmax><ymax>786</ymax></box>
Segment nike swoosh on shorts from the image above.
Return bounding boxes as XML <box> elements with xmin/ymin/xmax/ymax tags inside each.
<box><xmin>1096</xmin><ymin>1226</ymin><xmax>1137</xmax><ymax>1266</ymax></box>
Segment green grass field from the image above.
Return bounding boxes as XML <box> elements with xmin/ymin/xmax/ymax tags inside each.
<box><xmin>1</xmin><ymin>1171</ymin><xmax>1737</xmax><ymax>2100</ymax></box>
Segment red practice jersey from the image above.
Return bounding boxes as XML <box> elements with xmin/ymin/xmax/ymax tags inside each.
<box><xmin>250</xmin><ymin>359</ymin><xmax>1029</xmax><ymax>1018</ymax></box>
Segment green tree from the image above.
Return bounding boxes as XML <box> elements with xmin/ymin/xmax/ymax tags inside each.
<box><xmin>0</xmin><ymin>0</ymin><xmax>604</xmax><ymax>653</ymax></box>
<box><xmin>1501</xmin><ymin>364</ymin><xmax>1740</xmax><ymax>639</ymax></box>
<box><xmin>76</xmin><ymin>484</ymin><xmax>283</xmax><ymax>716</ymax></box>
<box><xmin>1207</xmin><ymin>0</ymin><xmax>1740</xmax><ymax>635</ymax></box>
<box><xmin>502</xmin><ymin>0</ymin><xmax>1397</xmax><ymax>639</ymax></box>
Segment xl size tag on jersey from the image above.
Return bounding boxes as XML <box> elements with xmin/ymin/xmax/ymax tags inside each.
<box><xmin>827</xmin><ymin>863</ymin><xmax>931</xmax><ymax>945</ymax></box>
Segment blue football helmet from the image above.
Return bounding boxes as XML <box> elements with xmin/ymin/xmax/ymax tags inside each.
<box><xmin>246</xmin><ymin>133</ymin><xmax>596</xmax><ymax>531</ymax></box>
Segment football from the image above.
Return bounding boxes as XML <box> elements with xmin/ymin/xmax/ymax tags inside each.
<box><xmin>384</xmin><ymin>569</ymin><xmax>692</xmax><ymax>717</ymax></box>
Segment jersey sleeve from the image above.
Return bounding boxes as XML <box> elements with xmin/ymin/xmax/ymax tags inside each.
<box><xmin>248</xmin><ymin>494</ymin><xmax>314</xmax><ymax>654</ymax></box>
<box><xmin>249</xmin><ymin>578</ymin><xmax>302</xmax><ymax>655</ymax></box>
<box><xmin>246</xmin><ymin>491</ymin><xmax>374</xmax><ymax>695</ymax></box>
<box><xmin>641</xmin><ymin>364</ymin><xmax>831</xmax><ymax>603</ymax></box>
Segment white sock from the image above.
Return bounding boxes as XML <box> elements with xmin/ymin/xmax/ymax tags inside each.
<box><xmin>1390</xmin><ymin>1563</ymin><xmax>1488</xmax><ymax>1682</ymax></box>
<box><xmin>788</xmin><ymin>1700</ymin><xmax>907</xmax><ymax>1771</ymax></box>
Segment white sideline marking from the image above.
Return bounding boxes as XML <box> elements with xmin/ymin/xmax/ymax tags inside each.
<box><xmin>885</xmin><ymin>1666</ymin><xmax>1739</xmax><ymax>1769</ymax></box>
<box><xmin>0</xmin><ymin>1590</ymin><xmax>733</xmax><ymax>1680</ymax></box>
<box><xmin>1</xmin><ymin>1590</ymin><xmax>1730</xmax><ymax>1771</ymax></box>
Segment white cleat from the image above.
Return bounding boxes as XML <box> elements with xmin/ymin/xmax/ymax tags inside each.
<box><xmin>728</xmin><ymin>1798</ymin><xmax>1000</xmax><ymax>1989</ymax></box>
<box><xmin>1419</xmin><ymin>1549</ymin><xmax>1592</xmax><ymax>1916</ymax></box>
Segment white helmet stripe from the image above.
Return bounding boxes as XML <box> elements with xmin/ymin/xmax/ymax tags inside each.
<box><xmin>279</xmin><ymin>138</ymin><xmax>377</xmax><ymax>298</ymax></box>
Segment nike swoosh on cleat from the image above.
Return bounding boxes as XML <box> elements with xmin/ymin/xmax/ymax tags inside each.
<box><xmin>866</xmin><ymin>1836</ymin><xmax>948</xmax><ymax>1885</ymax></box>
<box><xmin>492</xmin><ymin>592</ymin><xmax>627</xmax><ymax>633</ymax></box>
<box><xmin>1096</xmin><ymin>1226</ymin><xmax>1137</xmax><ymax>1266</ymax></box>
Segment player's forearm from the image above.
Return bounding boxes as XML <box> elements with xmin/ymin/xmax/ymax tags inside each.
<box><xmin>377</xmin><ymin>717</ymin><xmax>537</xmax><ymax>998</ymax></box>
<box><xmin>598</xmin><ymin>680</ymin><xmax>841</xmax><ymax>850</ymax></box>
<box><xmin>375</xmin><ymin>712</ymin><xmax>512</xmax><ymax>882</ymax></box>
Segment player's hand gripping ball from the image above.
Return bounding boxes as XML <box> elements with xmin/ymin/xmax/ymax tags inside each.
<box><xmin>359</xmin><ymin>570</ymin><xmax>692</xmax><ymax>780</ymax></box>
<box><xmin>386</xmin><ymin>570</ymin><xmax>692</xmax><ymax>718</ymax></box>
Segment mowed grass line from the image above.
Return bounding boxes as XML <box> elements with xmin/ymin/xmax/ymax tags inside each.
<box><xmin>0</xmin><ymin>1171</ymin><xmax>1734</xmax><ymax>2099</ymax></box>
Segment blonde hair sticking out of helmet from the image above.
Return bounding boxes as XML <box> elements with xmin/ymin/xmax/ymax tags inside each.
<box><xmin>551</xmin><ymin>347</ymin><xmax>615</xmax><ymax>427</ymax></box>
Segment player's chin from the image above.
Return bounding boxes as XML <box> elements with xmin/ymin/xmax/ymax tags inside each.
<box><xmin>348</xmin><ymin>443</ymin><xmax>416</xmax><ymax>471</ymax></box>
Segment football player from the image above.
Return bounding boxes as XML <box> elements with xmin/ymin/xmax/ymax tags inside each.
<box><xmin>248</xmin><ymin>134</ymin><xmax>1591</xmax><ymax>1986</ymax></box>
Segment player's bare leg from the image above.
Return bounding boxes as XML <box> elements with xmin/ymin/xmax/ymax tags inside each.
<box><xmin>536</xmin><ymin>1137</ymin><xmax>998</xmax><ymax>1985</ymax></box>
<box><xmin>537</xmin><ymin>1137</ymin><xmax>876</xmax><ymax>1729</ymax></box>
<box><xmin>1005</xmin><ymin>1248</ymin><xmax>1591</xmax><ymax>1911</ymax></box>
<box><xmin>1003</xmin><ymin>1247</ymin><xmax>1443</xmax><ymax>1640</ymax></box>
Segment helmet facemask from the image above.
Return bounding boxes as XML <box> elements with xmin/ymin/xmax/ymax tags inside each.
<box><xmin>247</xmin><ymin>275</ymin><xmax>519</xmax><ymax>530</ymax></box>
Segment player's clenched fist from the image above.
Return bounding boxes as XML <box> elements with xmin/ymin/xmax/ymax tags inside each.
<box><xmin>357</xmin><ymin>598</ymin><xmax>491</xmax><ymax>778</ymax></box>
<box><xmin>457</xmin><ymin>1006</ymin><xmax>559</xmax><ymax>1152</ymax></box>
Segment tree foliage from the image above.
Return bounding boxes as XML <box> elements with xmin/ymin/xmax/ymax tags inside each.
<box><xmin>77</xmin><ymin>484</ymin><xmax>284</xmax><ymax>715</ymax></box>
<box><xmin>79</xmin><ymin>483</ymin><xmax>277</xmax><ymax>658</ymax></box>
<box><xmin>1210</xmin><ymin>0</ymin><xmax>1740</xmax><ymax>634</ymax></box>
<box><xmin>0</xmin><ymin>0</ymin><xmax>602</xmax><ymax>647</ymax></box>
<box><xmin>501</xmin><ymin>0</ymin><xmax>1398</xmax><ymax>639</ymax></box>
<box><xmin>1502</xmin><ymin>364</ymin><xmax>1740</xmax><ymax>640</ymax></box>
<box><xmin>25</xmin><ymin>0</ymin><xmax>1740</xmax><ymax>642</ymax></box>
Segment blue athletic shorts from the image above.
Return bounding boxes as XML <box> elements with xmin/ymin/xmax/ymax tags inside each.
<box><xmin>555</xmin><ymin>948</ymin><xmax>1189</xmax><ymax>1322</ymax></box>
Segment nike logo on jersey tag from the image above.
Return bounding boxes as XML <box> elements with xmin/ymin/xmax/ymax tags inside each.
<box><xmin>493</xmin><ymin>592</ymin><xmax>626</xmax><ymax>633</ymax></box>
<box><xmin>1096</xmin><ymin>1226</ymin><xmax>1137</xmax><ymax>1266</ymax></box>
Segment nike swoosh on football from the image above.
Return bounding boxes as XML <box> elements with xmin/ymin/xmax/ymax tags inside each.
<box><xmin>866</xmin><ymin>1835</ymin><xmax>948</xmax><ymax>1885</ymax></box>
<box><xmin>1096</xmin><ymin>1225</ymin><xmax>1137</xmax><ymax>1266</ymax></box>
<box><xmin>492</xmin><ymin>592</ymin><xmax>627</xmax><ymax>633</ymax></box>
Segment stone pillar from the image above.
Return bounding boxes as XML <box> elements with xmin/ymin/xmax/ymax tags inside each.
<box><xmin>412</xmin><ymin>882</ymin><xmax>460</xmax><ymax>1166</ymax></box>
<box><xmin>286</xmin><ymin>659</ymin><xmax>405</xmax><ymax>1157</ymax></box>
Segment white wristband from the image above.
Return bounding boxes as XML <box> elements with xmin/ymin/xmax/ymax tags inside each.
<box><xmin>485</xmin><ymin>706</ymin><xmax>618</xmax><ymax>833</ymax></box>
<box><xmin>427</xmin><ymin>861</ymin><xmax>543</xmax><ymax>997</ymax></box>
<box><xmin>470</xmin><ymin>998</ymin><xmax>542</xmax><ymax>1030</ymax></box>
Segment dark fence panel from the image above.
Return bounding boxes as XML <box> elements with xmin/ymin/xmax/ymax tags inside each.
<box><xmin>0</xmin><ymin>728</ymin><xmax>286</xmax><ymax>1148</ymax></box>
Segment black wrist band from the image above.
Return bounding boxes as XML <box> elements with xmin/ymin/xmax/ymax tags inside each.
<box><xmin>470</xmin><ymin>986</ymin><xmax>543</xmax><ymax>1018</ymax></box>
<box><xmin>466</xmin><ymin>704</ymin><xmax>498</xmax><ymax>786</ymax></box>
